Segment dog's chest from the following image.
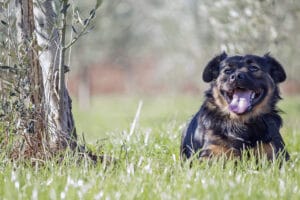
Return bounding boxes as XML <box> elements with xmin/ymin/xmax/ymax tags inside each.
<box><xmin>201</xmin><ymin>115</ymin><xmax>270</xmax><ymax>148</ymax></box>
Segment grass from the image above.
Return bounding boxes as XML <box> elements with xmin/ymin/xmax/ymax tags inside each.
<box><xmin>1</xmin><ymin>94</ymin><xmax>300</xmax><ymax>199</ymax></box>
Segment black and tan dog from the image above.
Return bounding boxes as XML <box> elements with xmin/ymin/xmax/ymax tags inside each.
<box><xmin>180</xmin><ymin>52</ymin><xmax>289</xmax><ymax>162</ymax></box>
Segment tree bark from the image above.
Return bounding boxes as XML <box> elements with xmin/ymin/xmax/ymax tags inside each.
<box><xmin>33</xmin><ymin>0</ymin><xmax>77</xmax><ymax>150</ymax></box>
<box><xmin>15</xmin><ymin>0</ymin><xmax>46</xmax><ymax>155</ymax></box>
<box><xmin>15</xmin><ymin>0</ymin><xmax>77</xmax><ymax>155</ymax></box>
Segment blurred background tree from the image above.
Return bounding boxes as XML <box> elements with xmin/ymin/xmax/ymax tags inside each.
<box><xmin>67</xmin><ymin>0</ymin><xmax>300</xmax><ymax>99</ymax></box>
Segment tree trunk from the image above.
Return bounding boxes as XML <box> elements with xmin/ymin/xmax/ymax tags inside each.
<box><xmin>15</xmin><ymin>0</ymin><xmax>77</xmax><ymax>155</ymax></box>
<box><xmin>15</xmin><ymin>0</ymin><xmax>47</xmax><ymax>157</ymax></box>
<box><xmin>33</xmin><ymin>0</ymin><xmax>77</xmax><ymax>150</ymax></box>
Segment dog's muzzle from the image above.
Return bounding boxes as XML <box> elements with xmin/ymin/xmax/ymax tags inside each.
<box><xmin>222</xmin><ymin>87</ymin><xmax>264</xmax><ymax>114</ymax></box>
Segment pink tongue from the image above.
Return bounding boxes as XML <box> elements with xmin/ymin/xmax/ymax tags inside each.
<box><xmin>229</xmin><ymin>90</ymin><xmax>252</xmax><ymax>114</ymax></box>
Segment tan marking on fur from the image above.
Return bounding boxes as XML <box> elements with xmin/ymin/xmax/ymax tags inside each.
<box><xmin>253</xmin><ymin>142</ymin><xmax>276</xmax><ymax>160</ymax></box>
<box><xmin>202</xmin><ymin>131</ymin><xmax>241</xmax><ymax>158</ymax></box>
<box><xmin>247</xmin><ymin>74</ymin><xmax>275</xmax><ymax>119</ymax></box>
<box><xmin>239</xmin><ymin>67</ymin><xmax>248</xmax><ymax>72</ymax></box>
<box><xmin>212</xmin><ymin>86</ymin><xmax>229</xmax><ymax>114</ymax></box>
<box><xmin>203</xmin><ymin>144</ymin><xmax>240</xmax><ymax>159</ymax></box>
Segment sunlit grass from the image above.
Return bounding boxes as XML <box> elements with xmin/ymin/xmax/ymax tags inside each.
<box><xmin>1</xmin><ymin>95</ymin><xmax>300</xmax><ymax>199</ymax></box>
<box><xmin>73</xmin><ymin>95</ymin><xmax>202</xmax><ymax>142</ymax></box>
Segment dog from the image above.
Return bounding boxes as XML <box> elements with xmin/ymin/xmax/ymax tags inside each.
<box><xmin>180</xmin><ymin>52</ymin><xmax>290</xmax><ymax>162</ymax></box>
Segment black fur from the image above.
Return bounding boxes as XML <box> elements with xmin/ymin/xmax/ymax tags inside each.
<box><xmin>180</xmin><ymin>53</ymin><xmax>289</xmax><ymax>161</ymax></box>
<box><xmin>202</xmin><ymin>52</ymin><xmax>227</xmax><ymax>82</ymax></box>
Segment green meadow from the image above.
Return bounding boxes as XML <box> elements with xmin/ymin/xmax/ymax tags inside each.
<box><xmin>1</xmin><ymin>95</ymin><xmax>300</xmax><ymax>199</ymax></box>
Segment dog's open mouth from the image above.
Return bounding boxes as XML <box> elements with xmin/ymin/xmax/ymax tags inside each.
<box><xmin>223</xmin><ymin>87</ymin><xmax>264</xmax><ymax>114</ymax></box>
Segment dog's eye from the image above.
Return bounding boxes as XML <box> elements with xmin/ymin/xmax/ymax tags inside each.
<box><xmin>248</xmin><ymin>65</ymin><xmax>259</xmax><ymax>72</ymax></box>
<box><xmin>224</xmin><ymin>68</ymin><xmax>234</xmax><ymax>74</ymax></box>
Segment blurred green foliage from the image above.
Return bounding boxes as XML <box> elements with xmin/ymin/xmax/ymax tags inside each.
<box><xmin>71</xmin><ymin>0</ymin><xmax>300</xmax><ymax>87</ymax></box>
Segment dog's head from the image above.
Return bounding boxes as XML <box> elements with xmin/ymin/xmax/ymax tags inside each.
<box><xmin>203</xmin><ymin>52</ymin><xmax>286</xmax><ymax>120</ymax></box>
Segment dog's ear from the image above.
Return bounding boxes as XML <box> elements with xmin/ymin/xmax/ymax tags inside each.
<box><xmin>264</xmin><ymin>54</ymin><xmax>286</xmax><ymax>83</ymax></box>
<box><xmin>202</xmin><ymin>52</ymin><xmax>227</xmax><ymax>82</ymax></box>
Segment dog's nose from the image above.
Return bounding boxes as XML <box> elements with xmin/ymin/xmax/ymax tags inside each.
<box><xmin>237</xmin><ymin>72</ymin><xmax>245</xmax><ymax>80</ymax></box>
<box><xmin>230</xmin><ymin>72</ymin><xmax>245</xmax><ymax>81</ymax></box>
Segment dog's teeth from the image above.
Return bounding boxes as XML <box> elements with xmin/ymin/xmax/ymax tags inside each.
<box><xmin>251</xmin><ymin>92</ymin><xmax>255</xmax><ymax>100</ymax></box>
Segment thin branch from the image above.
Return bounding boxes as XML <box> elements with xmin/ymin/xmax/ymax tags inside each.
<box><xmin>66</xmin><ymin>0</ymin><xmax>75</xmax><ymax>67</ymax></box>
<box><xmin>63</xmin><ymin>9</ymin><xmax>95</xmax><ymax>50</ymax></box>
<box><xmin>58</xmin><ymin>0</ymin><xmax>68</xmax><ymax>127</ymax></box>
